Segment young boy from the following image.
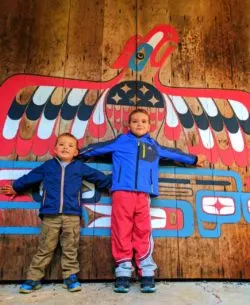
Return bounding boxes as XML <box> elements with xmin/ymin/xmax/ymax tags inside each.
<box><xmin>79</xmin><ymin>108</ymin><xmax>204</xmax><ymax>293</ymax></box>
<box><xmin>1</xmin><ymin>132</ymin><xmax>111</xmax><ymax>293</ymax></box>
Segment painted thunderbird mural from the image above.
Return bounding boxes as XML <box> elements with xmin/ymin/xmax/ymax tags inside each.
<box><xmin>0</xmin><ymin>24</ymin><xmax>250</xmax><ymax>238</ymax></box>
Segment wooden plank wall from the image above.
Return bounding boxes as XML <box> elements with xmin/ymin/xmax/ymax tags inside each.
<box><xmin>0</xmin><ymin>0</ymin><xmax>250</xmax><ymax>280</ymax></box>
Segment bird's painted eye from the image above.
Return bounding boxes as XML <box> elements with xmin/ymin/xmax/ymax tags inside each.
<box><xmin>129</xmin><ymin>43</ymin><xmax>153</xmax><ymax>71</ymax></box>
<box><xmin>136</xmin><ymin>52</ymin><xmax>144</xmax><ymax>60</ymax></box>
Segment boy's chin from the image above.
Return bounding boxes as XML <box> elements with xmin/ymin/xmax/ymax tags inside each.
<box><xmin>132</xmin><ymin>131</ymin><xmax>148</xmax><ymax>137</ymax></box>
<box><xmin>58</xmin><ymin>155</ymin><xmax>73</xmax><ymax>162</ymax></box>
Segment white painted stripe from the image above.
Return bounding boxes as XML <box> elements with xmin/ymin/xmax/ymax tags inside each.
<box><xmin>202</xmin><ymin>197</ymin><xmax>235</xmax><ymax>215</ymax></box>
<box><xmin>37</xmin><ymin>114</ymin><xmax>56</xmax><ymax>139</ymax></box>
<box><xmin>163</xmin><ymin>94</ymin><xmax>178</xmax><ymax>127</ymax></box>
<box><xmin>247</xmin><ymin>200</ymin><xmax>250</xmax><ymax>212</ymax></box>
<box><xmin>150</xmin><ymin>207</ymin><xmax>166</xmax><ymax>218</ymax></box>
<box><xmin>82</xmin><ymin>181</ymin><xmax>95</xmax><ymax>199</ymax></box>
<box><xmin>151</xmin><ymin>219</ymin><xmax>166</xmax><ymax>229</ymax></box>
<box><xmin>202</xmin><ymin>197</ymin><xmax>234</xmax><ymax>206</ymax></box>
<box><xmin>33</xmin><ymin>86</ymin><xmax>55</xmax><ymax>106</ymax></box>
<box><xmin>93</xmin><ymin>90</ymin><xmax>108</xmax><ymax>125</ymax></box>
<box><xmin>228</xmin><ymin>129</ymin><xmax>244</xmax><ymax>152</ymax></box>
<box><xmin>229</xmin><ymin>99</ymin><xmax>249</xmax><ymax>121</ymax></box>
<box><xmin>3</xmin><ymin>117</ymin><xmax>21</xmax><ymax>139</ymax></box>
<box><xmin>71</xmin><ymin>117</ymin><xmax>88</xmax><ymax>139</ymax></box>
<box><xmin>88</xmin><ymin>217</ymin><xmax>111</xmax><ymax>228</ymax></box>
<box><xmin>199</xmin><ymin>128</ymin><xmax>214</xmax><ymax>149</ymax></box>
<box><xmin>147</xmin><ymin>32</ymin><xmax>164</xmax><ymax>48</ymax></box>
<box><xmin>219</xmin><ymin>197</ymin><xmax>235</xmax><ymax>206</ymax></box>
<box><xmin>199</xmin><ymin>97</ymin><xmax>218</xmax><ymax>117</ymax></box>
<box><xmin>203</xmin><ymin>205</ymin><xmax>235</xmax><ymax>215</ymax></box>
<box><xmin>170</xmin><ymin>95</ymin><xmax>188</xmax><ymax>114</ymax></box>
<box><xmin>84</xmin><ymin>204</ymin><xmax>111</xmax><ymax>216</ymax></box>
<box><xmin>0</xmin><ymin>169</ymin><xmax>30</xmax><ymax>180</ymax></box>
<box><xmin>151</xmin><ymin>206</ymin><xmax>167</xmax><ymax>229</ymax></box>
<box><xmin>67</xmin><ymin>89</ymin><xmax>87</xmax><ymax>106</ymax></box>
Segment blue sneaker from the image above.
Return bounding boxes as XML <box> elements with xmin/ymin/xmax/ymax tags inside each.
<box><xmin>140</xmin><ymin>276</ymin><xmax>156</xmax><ymax>293</ymax></box>
<box><xmin>19</xmin><ymin>280</ymin><xmax>41</xmax><ymax>293</ymax></box>
<box><xmin>63</xmin><ymin>274</ymin><xmax>81</xmax><ymax>292</ymax></box>
<box><xmin>114</xmin><ymin>277</ymin><xmax>130</xmax><ymax>293</ymax></box>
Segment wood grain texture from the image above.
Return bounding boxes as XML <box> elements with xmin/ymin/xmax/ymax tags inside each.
<box><xmin>0</xmin><ymin>0</ymin><xmax>249</xmax><ymax>280</ymax></box>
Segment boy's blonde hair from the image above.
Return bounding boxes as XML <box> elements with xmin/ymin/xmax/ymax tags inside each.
<box><xmin>128</xmin><ymin>108</ymin><xmax>151</xmax><ymax>124</ymax></box>
<box><xmin>55</xmin><ymin>132</ymin><xmax>79</xmax><ymax>148</ymax></box>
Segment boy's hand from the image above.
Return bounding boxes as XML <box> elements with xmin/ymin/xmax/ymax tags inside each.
<box><xmin>0</xmin><ymin>185</ymin><xmax>17</xmax><ymax>199</ymax></box>
<box><xmin>196</xmin><ymin>155</ymin><xmax>207</xmax><ymax>167</ymax></box>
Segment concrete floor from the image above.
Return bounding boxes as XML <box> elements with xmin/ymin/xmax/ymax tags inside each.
<box><xmin>0</xmin><ymin>281</ymin><xmax>250</xmax><ymax>305</ymax></box>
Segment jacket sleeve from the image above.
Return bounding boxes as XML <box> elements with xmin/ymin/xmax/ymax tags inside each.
<box><xmin>155</xmin><ymin>141</ymin><xmax>197</xmax><ymax>165</ymax></box>
<box><xmin>78</xmin><ymin>138</ymin><xmax>118</xmax><ymax>159</ymax></box>
<box><xmin>12</xmin><ymin>163</ymin><xmax>46</xmax><ymax>193</ymax></box>
<box><xmin>81</xmin><ymin>163</ymin><xmax>112</xmax><ymax>190</ymax></box>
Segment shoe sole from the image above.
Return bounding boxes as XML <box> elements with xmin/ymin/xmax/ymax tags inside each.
<box><xmin>63</xmin><ymin>284</ymin><xmax>82</xmax><ymax>292</ymax></box>
<box><xmin>19</xmin><ymin>285</ymin><xmax>42</xmax><ymax>294</ymax></box>
<box><xmin>114</xmin><ymin>287</ymin><xmax>129</xmax><ymax>293</ymax></box>
<box><xmin>140</xmin><ymin>287</ymin><xmax>156</xmax><ymax>293</ymax></box>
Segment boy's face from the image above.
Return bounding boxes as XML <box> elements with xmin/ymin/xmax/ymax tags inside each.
<box><xmin>129</xmin><ymin>112</ymin><xmax>150</xmax><ymax>137</ymax></box>
<box><xmin>54</xmin><ymin>136</ymin><xmax>78</xmax><ymax>162</ymax></box>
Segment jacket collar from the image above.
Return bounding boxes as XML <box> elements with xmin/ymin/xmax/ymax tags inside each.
<box><xmin>54</xmin><ymin>157</ymin><xmax>77</xmax><ymax>165</ymax></box>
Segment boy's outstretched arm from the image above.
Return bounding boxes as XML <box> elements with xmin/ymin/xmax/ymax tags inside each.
<box><xmin>156</xmin><ymin>142</ymin><xmax>198</xmax><ymax>165</ymax></box>
<box><xmin>79</xmin><ymin>138</ymin><xmax>118</xmax><ymax>159</ymax></box>
<box><xmin>81</xmin><ymin>163</ymin><xmax>112</xmax><ymax>191</ymax></box>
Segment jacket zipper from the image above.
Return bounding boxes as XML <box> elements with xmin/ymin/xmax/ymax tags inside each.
<box><xmin>42</xmin><ymin>190</ymin><xmax>46</xmax><ymax>206</ymax></box>
<box><xmin>78</xmin><ymin>191</ymin><xmax>81</xmax><ymax>207</ymax></box>
<box><xmin>118</xmin><ymin>166</ymin><xmax>122</xmax><ymax>183</ymax></box>
<box><xmin>135</xmin><ymin>140</ymin><xmax>140</xmax><ymax>189</ymax></box>
<box><xmin>59</xmin><ymin>165</ymin><xmax>65</xmax><ymax>213</ymax></box>
<box><xmin>142</xmin><ymin>143</ymin><xmax>146</xmax><ymax>159</ymax></box>
<box><xmin>150</xmin><ymin>169</ymin><xmax>153</xmax><ymax>193</ymax></box>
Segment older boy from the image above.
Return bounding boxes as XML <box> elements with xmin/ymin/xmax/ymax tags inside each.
<box><xmin>79</xmin><ymin>109</ymin><xmax>204</xmax><ymax>293</ymax></box>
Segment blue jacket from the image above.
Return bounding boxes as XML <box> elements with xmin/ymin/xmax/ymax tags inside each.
<box><xmin>79</xmin><ymin>132</ymin><xmax>197</xmax><ymax>196</ymax></box>
<box><xmin>13</xmin><ymin>158</ymin><xmax>111</xmax><ymax>217</ymax></box>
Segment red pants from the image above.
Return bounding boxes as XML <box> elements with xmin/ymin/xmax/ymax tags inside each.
<box><xmin>111</xmin><ymin>191</ymin><xmax>156</xmax><ymax>276</ymax></box>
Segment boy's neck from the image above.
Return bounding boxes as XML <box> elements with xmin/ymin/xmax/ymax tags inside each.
<box><xmin>129</xmin><ymin>131</ymin><xmax>149</xmax><ymax>138</ymax></box>
<box><xmin>55</xmin><ymin>156</ymin><xmax>74</xmax><ymax>163</ymax></box>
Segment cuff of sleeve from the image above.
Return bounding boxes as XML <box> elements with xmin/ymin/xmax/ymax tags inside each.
<box><xmin>193</xmin><ymin>156</ymin><xmax>198</xmax><ymax>165</ymax></box>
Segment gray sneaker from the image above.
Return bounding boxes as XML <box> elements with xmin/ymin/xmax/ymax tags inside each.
<box><xmin>114</xmin><ymin>277</ymin><xmax>130</xmax><ymax>293</ymax></box>
<box><xmin>140</xmin><ymin>276</ymin><xmax>156</xmax><ymax>293</ymax></box>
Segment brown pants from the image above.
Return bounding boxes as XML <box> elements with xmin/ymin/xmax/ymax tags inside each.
<box><xmin>27</xmin><ymin>215</ymin><xmax>80</xmax><ymax>280</ymax></box>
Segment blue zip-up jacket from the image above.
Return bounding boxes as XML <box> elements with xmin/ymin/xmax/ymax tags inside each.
<box><xmin>13</xmin><ymin>158</ymin><xmax>112</xmax><ymax>217</ymax></box>
<box><xmin>79</xmin><ymin>132</ymin><xmax>197</xmax><ymax>196</ymax></box>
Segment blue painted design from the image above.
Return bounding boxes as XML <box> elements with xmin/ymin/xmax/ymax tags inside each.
<box><xmin>129</xmin><ymin>44</ymin><xmax>153</xmax><ymax>72</ymax></box>
<box><xmin>0</xmin><ymin>227</ymin><xmax>40</xmax><ymax>234</ymax></box>
<box><xmin>7</xmin><ymin>99</ymin><xmax>27</xmax><ymax>120</ymax></box>
<box><xmin>151</xmin><ymin>199</ymin><xmax>194</xmax><ymax>237</ymax></box>
<box><xmin>43</xmin><ymin>101</ymin><xmax>61</xmax><ymax>120</ymax></box>
<box><xmin>0</xmin><ymin>202</ymin><xmax>40</xmax><ymax>209</ymax></box>
<box><xmin>159</xmin><ymin>167</ymin><xmax>243</xmax><ymax>192</ymax></box>
<box><xmin>1</xmin><ymin>160</ymin><xmax>249</xmax><ymax>238</ymax></box>
<box><xmin>81</xmin><ymin>228</ymin><xmax>111</xmax><ymax>236</ymax></box>
<box><xmin>196</xmin><ymin>190</ymin><xmax>242</xmax><ymax>238</ymax></box>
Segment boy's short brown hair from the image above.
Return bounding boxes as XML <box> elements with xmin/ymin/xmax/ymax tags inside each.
<box><xmin>55</xmin><ymin>132</ymin><xmax>79</xmax><ymax>148</ymax></box>
<box><xmin>128</xmin><ymin>108</ymin><xmax>151</xmax><ymax>124</ymax></box>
